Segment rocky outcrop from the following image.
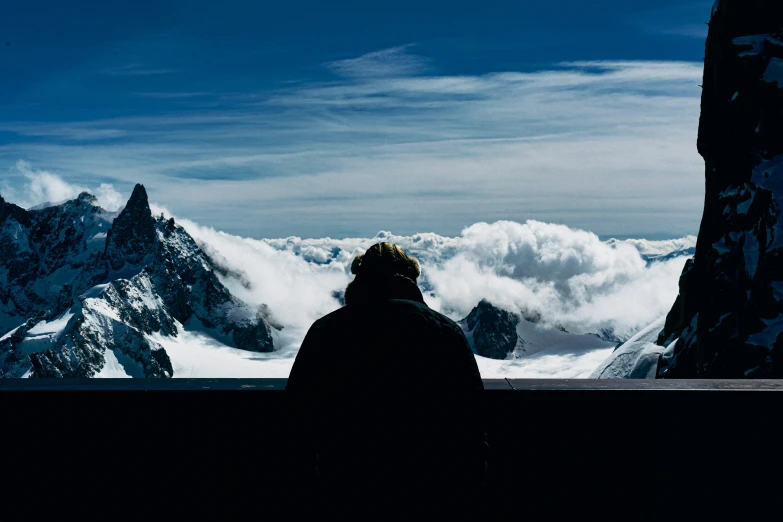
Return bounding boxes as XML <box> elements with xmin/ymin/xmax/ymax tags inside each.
<box><xmin>459</xmin><ymin>299</ymin><xmax>521</xmax><ymax>359</ymax></box>
<box><xmin>657</xmin><ymin>1</ymin><xmax>783</xmax><ymax>377</ymax></box>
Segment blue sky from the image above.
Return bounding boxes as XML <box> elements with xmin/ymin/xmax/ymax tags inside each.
<box><xmin>1</xmin><ymin>0</ymin><xmax>713</xmax><ymax>239</ymax></box>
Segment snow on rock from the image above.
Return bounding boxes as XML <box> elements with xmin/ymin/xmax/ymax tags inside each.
<box><xmin>0</xmin><ymin>184</ymin><xmax>276</xmax><ymax>378</ymax></box>
<box><xmin>148</xmin><ymin>322</ymin><xmax>295</xmax><ymax>378</ymax></box>
<box><xmin>94</xmin><ymin>348</ymin><xmax>135</xmax><ymax>378</ymax></box>
<box><xmin>0</xmin><ymin>191</ymin><xmax>114</xmax><ymax>331</ymax></box>
<box><xmin>457</xmin><ymin>298</ymin><xmax>615</xmax><ymax>377</ymax></box>
<box><xmin>589</xmin><ymin>317</ymin><xmax>667</xmax><ymax>379</ymax></box>
<box><xmin>25</xmin><ymin>278</ymin><xmax>173</xmax><ymax>378</ymax></box>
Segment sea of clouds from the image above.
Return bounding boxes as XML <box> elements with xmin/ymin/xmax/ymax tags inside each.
<box><xmin>171</xmin><ymin>215</ymin><xmax>692</xmax><ymax>354</ymax></box>
<box><xmin>4</xmin><ymin>166</ymin><xmax>694</xmax><ymax>376</ymax></box>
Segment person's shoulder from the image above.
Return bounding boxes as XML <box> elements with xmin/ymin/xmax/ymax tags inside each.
<box><xmin>312</xmin><ymin>305</ymin><xmax>350</xmax><ymax>325</ymax></box>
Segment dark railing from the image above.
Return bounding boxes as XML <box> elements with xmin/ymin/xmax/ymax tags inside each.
<box><xmin>5</xmin><ymin>377</ymin><xmax>783</xmax><ymax>390</ymax></box>
<box><xmin>4</xmin><ymin>379</ymin><xmax>779</xmax><ymax>520</ymax></box>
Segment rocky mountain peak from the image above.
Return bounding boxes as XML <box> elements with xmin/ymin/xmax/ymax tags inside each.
<box><xmin>104</xmin><ymin>184</ymin><xmax>157</xmax><ymax>270</ymax></box>
<box><xmin>461</xmin><ymin>299</ymin><xmax>520</xmax><ymax>360</ymax></box>
<box><xmin>127</xmin><ymin>183</ymin><xmax>149</xmax><ymax>208</ymax></box>
<box><xmin>465</xmin><ymin>299</ymin><xmax>502</xmax><ymax>328</ymax></box>
<box><xmin>77</xmin><ymin>192</ymin><xmax>98</xmax><ymax>205</ymax></box>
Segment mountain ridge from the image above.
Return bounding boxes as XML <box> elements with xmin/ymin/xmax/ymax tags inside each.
<box><xmin>0</xmin><ymin>184</ymin><xmax>276</xmax><ymax>378</ymax></box>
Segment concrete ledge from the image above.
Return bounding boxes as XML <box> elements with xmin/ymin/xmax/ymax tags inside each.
<box><xmin>3</xmin><ymin>377</ymin><xmax>783</xmax><ymax>390</ymax></box>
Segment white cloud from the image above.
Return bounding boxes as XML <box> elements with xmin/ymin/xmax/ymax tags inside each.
<box><xmin>606</xmin><ymin>235</ymin><xmax>697</xmax><ymax>256</ymax></box>
<box><xmin>7</xmin><ymin>160</ymin><xmax>125</xmax><ymax>211</ymax></box>
<box><xmin>166</xmin><ymin>215</ymin><xmax>689</xmax><ymax>352</ymax></box>
<box><xmin>17</xmin><ymin>160</ymin><xmax>85</xmax><ymax>206</ymax></box>
<box><xmin>172</xmin><ymin>216</ymin><xmax>353</xmax><ymax>349</ymax></box>
<box><xmin>94</xmin><ymin>183</ymin><xmax>125</xmax><ymax>212</ymax></box>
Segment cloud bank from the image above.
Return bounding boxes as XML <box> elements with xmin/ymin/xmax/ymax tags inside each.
<box><xmin>171</xmin><ymin>214</ymin><xmax>691</xmax><ymax>355</ymax></box>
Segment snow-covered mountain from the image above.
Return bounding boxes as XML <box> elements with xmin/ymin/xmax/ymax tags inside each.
<box><xmin>656</xmin><ymin>0</ymin><xmax>783</xmax><ymax>378</ymax></box>
<box><xmin>590</xmin><ymin>317</ymin><xmax>671</xmax><ymax>379</ymax></box>
<box><xmin>0</xmin><ymin>180</ymin><xmax>701</xmax><ymax>379</ymax></box>
<box><xmin>458</xmin><ymin>299</ymin><xmax>616</xmax><ymax>361</ymax></box>
<box><xmin>0</xmin><ymin>191</ymin><xmax>116</xmax><ymax>333</ymax></box>
<box><xmin>0</xmin><ymin>185</ymin><xmax>276</xmax><ymax>378</ymax></box>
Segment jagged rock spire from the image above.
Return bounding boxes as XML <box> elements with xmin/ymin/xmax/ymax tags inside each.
<box><xmin>104</xmin><ymin>184</ymin><xmax>157</xmax><ymax>270</ymax></box>
<box><xmin>657</xmin><ymin>0</ymin><xmax>783</xmax><ymax>378</ymax></box>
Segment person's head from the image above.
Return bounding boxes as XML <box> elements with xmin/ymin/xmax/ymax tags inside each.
<box><xmin>350</xmin><ymin>242</ymin><xmax>421</xmax><ymax>282</ymax></box>
<box><xmin>344</xmin><ymin>242</ymin><xmax>421</xmax><ymax>306</ymax></box>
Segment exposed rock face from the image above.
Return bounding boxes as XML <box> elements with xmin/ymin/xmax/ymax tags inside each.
<box><xmin>0</xmin><ymin>192</ymin><xmax>115</xmax><ymax>331</ymax></box>
<box><xmin>145</xmin><ymin>208</ymin><xmax>274</xmax><ymax>353</ymax></box>
<box><xmin>657</xmin><ymin>1</ymin><xmax>783</xmax><ymax>377</ymax></box>
<box><xmin>104</xmin><ymin>184</ymin><xmax>157</xmax><ymax>270</ymax></box>
<box><xmin>459</xmin><ymin>299</ymin><xmax>521</xmax><ymax>360</ymax></box>
<box><xmin>0</xmin><ymin>184</ymin><xmax>275</xmax><ymax>378</ymax></box>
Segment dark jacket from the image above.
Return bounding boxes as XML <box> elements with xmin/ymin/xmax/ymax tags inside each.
<box><xmin>286</xmin><ymin>275</ymin><xmax>486</xmax><ymax>508</ymax></box>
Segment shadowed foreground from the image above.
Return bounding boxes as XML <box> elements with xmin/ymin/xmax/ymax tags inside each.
<box><xmin>5</xmin><ymin>379</ymin><xmax>783</xmax><ymax>519</ymax></box>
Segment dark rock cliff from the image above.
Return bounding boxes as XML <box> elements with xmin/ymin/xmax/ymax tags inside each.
<box><xmin>459</xmin><ymin>299</ymin><xmax>520</xmax><ymax>360</ymax></box>
<box><xmin>657</xmin><ymin>0</ymin><xmax>783</xmax><ymax>377</ymax></box>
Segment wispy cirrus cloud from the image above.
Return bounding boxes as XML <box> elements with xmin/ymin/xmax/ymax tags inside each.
<box><xmin>327</xmin><ymin>44</ymin><xmax>429</xmax><ymax>78</ymax></box>
<box><xmin>1</xmin><ymin>45</ymin><xmax>705</xmax><ymax>238</ymax></box>
<box><xmin>103</xmin><ymin>63</ymin><xmax>176</xmax><ymax>76</ymax></box>
<box><xmin>0</xmin><ymin>122</ymin><xmax>130</xmax><ymax>140</ymax></box>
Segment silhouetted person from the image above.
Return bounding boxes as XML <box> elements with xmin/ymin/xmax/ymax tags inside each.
<box><xmin>286</xmin><ymin>242</ymin><xmax>486</xmax><ymax>516</ymax></box>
